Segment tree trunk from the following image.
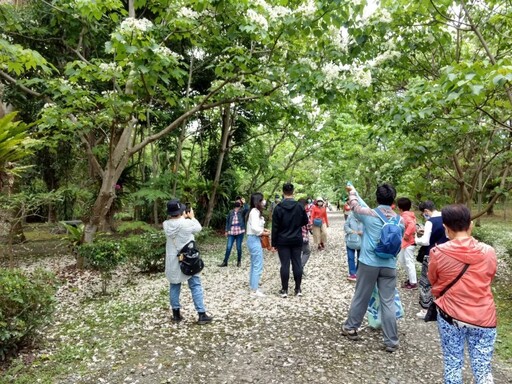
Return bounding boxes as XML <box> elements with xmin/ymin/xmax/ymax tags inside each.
<box><xmin>203</xmin><ymin>105</ymin><xmax>233</xmax><ymax>227</ymax></box>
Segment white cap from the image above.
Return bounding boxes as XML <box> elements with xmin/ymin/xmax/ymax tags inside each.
<box><xmin>317</xmin><ymin>197</ymin><xmax>324</xmax><ymax>202</ymax></box>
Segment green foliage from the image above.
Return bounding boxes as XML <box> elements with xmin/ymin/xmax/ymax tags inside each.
<box><xmin>0</xmin><ymin>112</ymin><xmax>34</xmax><ymax>176</ymax></box>
<box><xmin>117</xmin><ymin>220</ymin><xmax>155</xmax><ymax>234</ymax></box>
<box><xmin>59</xmin><ymin>221</ymin><xmax>84</xmax><ymax>253</ymax></box>
<box><xmin>77</xmin><ymin>241</ymin><xmax>123</xmax><ymax>294</ymax></box>
<box><xmin>473</xmin><ymin>224</ymin><xmax>512</xmax><ymax>261</ymax></box>
<box><xmin>120</xmin><ymin>232</ymin><xmax>166</xmax><ymax>273</ymax></box>
<box><xmin>0</xmin><ymin>269</ymin><xmax>58</xmax><ymax>360</ymax></box>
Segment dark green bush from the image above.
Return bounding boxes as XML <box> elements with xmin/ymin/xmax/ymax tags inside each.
<box><xmin>0</xmin><ymin>269</ymin><xmax>58</xmax><ymax>360</ymax></box>
<box><xmin>121</xmin><ymin>232</ymin><xmax>166</xmax><ymax>273</ymax></box>
<box><xmin>78</xmin><ymin>241</ymin><xmax>123</xmax><ymax>293</ymax></box>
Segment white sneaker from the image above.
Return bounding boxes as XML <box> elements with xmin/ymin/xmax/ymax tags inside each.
<box><xmin>416</xmin><ymin>309</ymin><xmax>427</xmax><ymax>319</ymax></box>
<box><xmin>252</xmin><ymin>289</ymin><xmax>266</xmax><ymax>297</ymax></box>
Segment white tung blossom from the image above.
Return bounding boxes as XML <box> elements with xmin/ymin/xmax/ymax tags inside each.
<box><xmin>154</xmin><ymin>46</ymin><xmax>183</xmax><ymax>61</ymax></box>
<box><xmin>298</xmin><ymin>57</ymin><xmax>318</xmax><ymax>71</ymax></box>
<box><xmin>119</xmin><ymin>18</ymin><xmax>153</xmax><ymax>33</ymax></box>
<box><xmin>247</xmin><ymin>9</ymin><xmax>269</xmax><ymax>31</ymax></box>
<box><xmin>328</xmin><ymin>26</ymin><xmax>349</xmax><ymax>52</ymax></box>
<box><xmin>177</xmin><ymin>7</ymin><xmax>199</xmax><ymax>20</ymax></box>
<box><xmin>321</xmin><ymin>62</ymin><xmax>350</xmax><ymax>83</ymax></box>
<box><xmin>297</xmin><ymin>0</ymin><xmax>316</xmax><ymax>16</ymax></box>
<box><xmin>269</xmin><ymin>6</ymin><xmax>292</xmax><ymax>21</ymax></box>
<box><xmin>367</xmin><ymin>50</ymin><xmax>401</xmax><ymax>67</ymax></box>
<box><xmin>379</xmin><ymin>9</ymin><xmax>392</xmax><ymax>23</ymax></box>
<box><xmin>188</xmin><ymin>47</ymin><xmax>205</xmax><ymax>61</ymax></box>
<box><xmin>351</xmin><ymin>66</ymin><xmax>372</xmax><ymax>88</ymax></box>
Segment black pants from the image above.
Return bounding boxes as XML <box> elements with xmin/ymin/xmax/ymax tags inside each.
<box><xmin>278</xmin><ymin>245</ymin><xmax>303</xmax><ymax>292</ymax></box>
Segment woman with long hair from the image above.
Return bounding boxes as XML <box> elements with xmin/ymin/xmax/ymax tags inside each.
<box><xmin>246</xmin><ymin>192</ymin><xmax>270</xmax><ymax>297</ymax></box>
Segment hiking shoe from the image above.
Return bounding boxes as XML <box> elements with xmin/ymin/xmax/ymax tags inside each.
<box><xmin>218</xmin><ymin>262</ymin><xmax>228</xmax><ymax>267</ymax></box>
<box><xmin>404</xmin><ymin>282</ymin><xmax>418</xmax><ymax>290</ymax></box>
<box><xmin>279</xmin><ymin>289</ymin><xmax>288</xmax><ymax>298</ymax></box>
<box><xmin>197</xmin><ymin>312</ymin><xmax>213</xmax><ymax>325</ymax></box>
<box><xmin>341</xmin><ymin>325</ymin><xmax>360</xmax><ymax>340</ymax></box>
<box><xmin>295</xmin><ymin>289</ymin><xmax>302</xmax><ymax>297</ymax></box>
<box><xmin>401</xmin><ymin>280</ymin><xmax>410</xmax><ymax>288</ymax></box>
<box><xmin>237</xmin><ymin>261</ymin><xmax>241</xmax><ymax>267</ymax></box>
<box><xmin>347</xmin><ymin>274</ymin><xmax>357</xmax><ymax>282</ymax></box>
<box><xmin>384</xmin><ymin>344</ymin><xmax>399</xmax><ymax>353</ymax></box>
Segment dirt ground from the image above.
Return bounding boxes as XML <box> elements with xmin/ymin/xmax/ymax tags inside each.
<box><xmin>3</xmin><ymin>211</ymin><xmax>512</xmax><ymax>384</ymax></box>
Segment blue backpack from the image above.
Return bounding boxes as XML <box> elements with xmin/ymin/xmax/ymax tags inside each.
<box><xmin>373</xmin><ymin>208</ymin><xmax>403</xmax><ymax>259</ymax></box>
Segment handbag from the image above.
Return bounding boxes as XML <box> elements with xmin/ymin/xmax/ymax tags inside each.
<box><xmin>260</xmin><ymin>234</ymin><xmax>272</xmax><ymax>250</ymax></box>
<box><xmin>416</xmin><ymin>245</ymin><xmax>428</xmax><ymax>263</ymax></box>
<box><xmin>367</xmin><ymin>286</ymin><xmax>404</xmax><ymax>329</ymax></box>
<box><xmin>177</xmin><ymin>240</ymin><xmax>204</xmax><ymax>276</ymax></box>
<box><xmin>313</xmin><ymin>218</ymin><xmax>323</xmax><ymax>227</ymax></box>
<box><xmin>424</xmin><ymin>263</ymin><xmax>469</xmax><ymax>322</ymax></box>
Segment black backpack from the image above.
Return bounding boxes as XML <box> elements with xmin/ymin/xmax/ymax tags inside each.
<box><xmin>177</xmin><ymin>240</ymin><xmax>204</xmax><ymax>275</ymax></box>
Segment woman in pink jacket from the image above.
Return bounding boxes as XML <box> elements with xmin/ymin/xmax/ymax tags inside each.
<box><xmin>428</xmin><ymin>204</ymin><xmax>497</xmax><ymax>384</ymax></box>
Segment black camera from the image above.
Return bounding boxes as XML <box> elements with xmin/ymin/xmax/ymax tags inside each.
<box><xmin>184</xmin><ymin>202</ymin><xmax>191</xmax><ymax>213</ymax></box>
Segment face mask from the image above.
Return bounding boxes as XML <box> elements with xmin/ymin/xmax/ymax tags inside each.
<box><xmin>307</xmin><ymin>199</ymin><xmax>311</xmax><ymax>203</ymax></box>
<box><xmin>318</xmin><ymin>202</ymin><xmax>324</xmax><ymax>206</ymax></box>
<box><xmin>262</xmin><ymin>200</ymin><xmax>267</xmax><ymax>207</ymax></box>
<box><xmin>234</xmin><ymin>202</ymin><xmax>241</xmax><ymax>208</ymax></box>
<box><xmin>423</xmin><ymin>213</ymin><xmax>430</xmax><ymax>220</ymax></box>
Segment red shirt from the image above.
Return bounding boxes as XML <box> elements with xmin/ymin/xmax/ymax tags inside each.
<box><xmin>310</xmin><ymin>205</ymin><xmax>328</xmax><ymax>226</ymax></box>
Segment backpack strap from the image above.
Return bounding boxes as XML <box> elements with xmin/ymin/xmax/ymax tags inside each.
<box><xmin>374</xmin><ymin>208</ymin><xmax>392</xmax><ymax>223</ymax></box>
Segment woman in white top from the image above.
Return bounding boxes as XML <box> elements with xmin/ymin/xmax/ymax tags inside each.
<box><xmin>246</xmin><ymin>192</ymin><xmax>270</xmax><ymax>297</ymax></box>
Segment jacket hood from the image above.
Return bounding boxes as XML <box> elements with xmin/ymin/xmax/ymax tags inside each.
<box><xmin>435</xmin><ymin>237</ymin><xmax>491</xmax><ymax>265</ymax></box>
<box><xmin>163</xmin><ymin>218</ymin><xmax>182</xmax><ymax>237</ymax></box>
<box><xmin>279</xmin><ymin>198</ymin><xmax>300</xmax><ymax>211</ymax></box>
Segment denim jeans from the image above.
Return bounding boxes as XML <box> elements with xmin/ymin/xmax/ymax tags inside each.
<box><xmin>346</xmin><ymin>246</ymin><xmax>359</xmax><ymax>276</ymax></box>
<box><xmin>169</xmin><ymin>275</ymin><xmax>206</xmax><ymax>313</ymax></box>
<box><xmin>223</xmin><ymin>233</ymin><xmax>244</xmax><ymax>264</ymax></box>
<box><xmin>438</xmin><ymin>315</ymin><xmax>496</xmax><ymax>384</ymax></box>
<box><xmin>247</xmin><ymin>235</ymin><xmax>264</xmax><ymax>290</ymax></box>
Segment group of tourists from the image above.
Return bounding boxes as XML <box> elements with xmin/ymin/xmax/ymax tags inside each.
<box><xmin>162</xmin><ymin>181</ymin><xmax>498</xmax><ymax>384</ymax></box>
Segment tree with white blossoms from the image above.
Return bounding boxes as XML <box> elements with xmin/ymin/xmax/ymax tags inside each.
<box><xmin>0</xmin><ymin>0</ymin><xmax>370</xmax><ymax>243</ymax></box>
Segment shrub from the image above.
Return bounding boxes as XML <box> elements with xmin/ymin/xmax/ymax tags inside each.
<box><xmin>121</xmin><ymin>232</ymin><xmax>166</xmax><ymax>273</ymax></box>
<box><xmin>77</xmin><ymin>241</ymin><xmax>123</xmax><ymax>294</ymax></box>
<box><xmin>0</xmin><ymin>269</ymin><xmax>58</xmax><ymax>360</ymax></box>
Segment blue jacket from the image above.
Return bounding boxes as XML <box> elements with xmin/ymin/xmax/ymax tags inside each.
<box><xmin>348</xmin><ymin>189</ymin><xmax>404</xmax><ymax>268</ymax></box>
<box><xmin>225</xmin><ymin>205</ymin><xmax>249</xmax><ymax>232</ymax></box>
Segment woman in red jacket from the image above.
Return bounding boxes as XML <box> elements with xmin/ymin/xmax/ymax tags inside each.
<box><xmin>310</xmin><ymin>197</ymin><xmax>329</xmax><ymax>250</ymax></box>
<box><xmin>428</xmin><ymin>204</ymin><xmax>497</xmax><ymax>384</ymax></box>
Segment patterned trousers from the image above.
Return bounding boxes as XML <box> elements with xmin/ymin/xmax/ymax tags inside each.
<box><xmin>438</xmin><ymin>315</ymin><xmax>496</xmax><ymax>384</ymax></box>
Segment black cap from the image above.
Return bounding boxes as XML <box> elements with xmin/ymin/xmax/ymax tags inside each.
<box><xmin>167</xmin><ymin>199</ymin><xmax>185</xmax><ymax>216</ymax></box>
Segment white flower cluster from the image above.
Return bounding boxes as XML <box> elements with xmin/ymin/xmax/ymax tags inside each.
<box><xmin>247</xmin><ymin>9</ymin><xmax>268</xmax><ymax>31</ymax></box>
<box><xmin>43</xmin><ymin>102</ymin><xmax>55</xmax><ymax>109</ymax></box>
<box><xmin>177</xmin><ymin>7</ymin><xmax>199</xmax><ymax>20</ymax></box>
<box><xmin>321</xmin><ymin>62</ymin><xmax>350</xmax><ymax>84</ymax></box>
<box><xmin>154</xmin><ymin>46</ymin><xmax>183</xmax><ymax>61</ymax></box>
<box><xmin>297</xmin><ymin>0</ymin><xmax>316</xmax><ymax>16</ymax></box>
<box><xmin>328</xmin><ymin>26</ymin><xmax>349</xmax><ymax>52</ymax></box>
<box><xmin>70</xmin><ymin>0</ymin><xmax>91</xmax><ymax>9</ymax></box>
<box><xmin>268</xmin><ymin>6</ymin><xmax>291</xmax><ymax>21</ymax></box>
<box><xmin>379</xmin><ymin>9</ymin><xmax>392</xmax><ymax>23</ymax></box>
<box><xmin>119</xmin><ymin>18</ymin><xmax>153</xmax><ymax>33</ymax></box>
<box><xmin>188</xmin><ymin>47</ymin><xmax>205</xmax><ymax>61</ymax></box>
<box><xmin>351</xmin><ymin>66</ymin><xmax>372</xmax><ymax>88</ymax></box>
<box><xmin>297</xmin><ymin>57</ymin><xmax>318</xmax><ymax>70</ymax></box>
<box><xmin>367</xmin><ymin>50</ymin><xmax>401</xmax><ymax>67</ymax></box>
<box><xmin>99</xmin><ymin>62</ymin><xmax>122</xmax><ymax>73</ymax></box>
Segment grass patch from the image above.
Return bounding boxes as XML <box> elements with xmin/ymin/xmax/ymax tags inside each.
<box><xmin>495</xmin><ymin>281</ymin><xmax>512</xmax><ymax>363</ymax></box>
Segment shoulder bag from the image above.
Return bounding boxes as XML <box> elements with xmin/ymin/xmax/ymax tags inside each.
<box><xmin>424</xmin><ymin>263</ymin><xmax>469</xmax><ymax>322</ymax></box>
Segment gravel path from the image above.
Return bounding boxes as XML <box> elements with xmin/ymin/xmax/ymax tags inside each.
<box><xmin>53</xmin><ymin>210</ymin><xmax>511</xmax><ymax>384</ymax></box>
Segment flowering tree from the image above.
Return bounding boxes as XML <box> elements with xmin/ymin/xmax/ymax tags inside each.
<box><xmin>1</xmin><ymin>0</ymin><xmax>375</xmax><ymax>242</ymax></box>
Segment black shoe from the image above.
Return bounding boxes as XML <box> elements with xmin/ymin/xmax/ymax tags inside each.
<box><xmin>237</xmin><ymin>261</ymin><xmax>241</xmax><ymax>267</ymax></box>
<box><xmin>279</xmin><ymin>289</ymin><xmax>288</xmax><ymax>298</ymax></box>
<box><xmin>295</xmin><ymin>289</ymin><xmax>302</xmax><ymax>297</ymax></box>
<box><xmin>218</xmin><ymin>262</ymin><xmax>228</xmax><ymax>267</ymax></box>
<box><xmin>172</xmin><ymin>309</ymin><xmax>183</xmax><ymax>323</ymax></box>
<box><xmin>197</xmin><ymin>312</ymin><xmax>213</xmax><ymax>325</ymax></box>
